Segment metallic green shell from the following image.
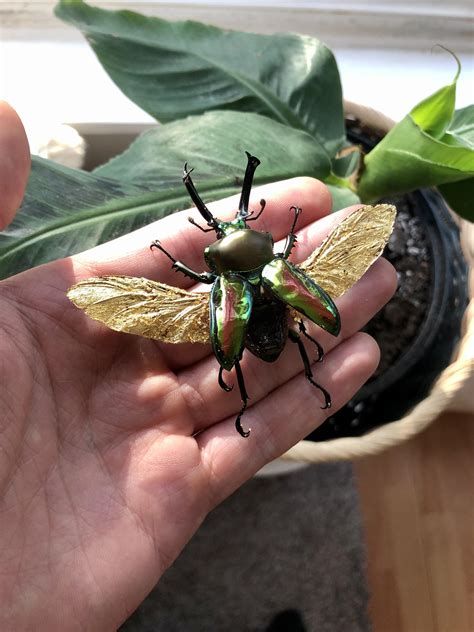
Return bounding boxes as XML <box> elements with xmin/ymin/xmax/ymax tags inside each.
<box><xmin>210</xmin><ymin>273</ymin><xmax>254</xmax><ymax>370</ymax></box>
<box><xmin>261</xmin><ymin>258</ymin><xmax>340</xmax><ymax>336</ymax></box>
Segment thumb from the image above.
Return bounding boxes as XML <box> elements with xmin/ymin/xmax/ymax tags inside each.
<box><xmin>0</xmin><ymin>101</ymin><xmax>31</xmax><ymax>230</ymax></box>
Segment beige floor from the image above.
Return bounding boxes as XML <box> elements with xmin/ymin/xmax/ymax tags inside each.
<box><xmin>355</xmin><ymin>412</ymin><xmax>474</xmax><ymax>632</ymax></box>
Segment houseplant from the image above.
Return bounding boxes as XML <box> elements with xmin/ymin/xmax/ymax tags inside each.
<box><xmin>0</xmin><ymin>0</ymin><xmax>472</xmax><ymax>460</ymax></box>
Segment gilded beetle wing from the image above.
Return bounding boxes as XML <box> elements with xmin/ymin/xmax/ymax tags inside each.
<box><xmin>67</xmin><ymin>275</ymin><xmax>210</xmax><ymax>344</ymax></box>
<box><xmin>300</xmin><ymin>204</ymin><xmax>396</xmax><ymax>298</ymax></box>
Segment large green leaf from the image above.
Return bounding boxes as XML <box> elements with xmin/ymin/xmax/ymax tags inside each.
<box><xmin>0</xmin><ymin>158</ymin><xmax>203</xmax><ymax>279</ymax></box>
<box><xmin>358</xmin><ymin>70</ymin><xmax>474</xmax><ymax>221</ymax></box>
<box><xmin>95</xmin><ymin>111</ymin><xmax>331</xmax><ymax>184</ymax></box>
<box><xmin>0</xmin><ymin>112</ymin><xmax>333</xmax><ymax>279</ymax></box>
<box><xmin>410</xmin><ymin>53</ymin><xmax>460</xmax><ymax>139</ymax></box>
<box><xmin>358</xmin><ymin>116</ymin><xmax>474</xmax><ymax>208</ymax></box>
<box><xmin>55</xmin><ymin>0</ymin><xmax>345</xmax><ymax>156</ymax></box>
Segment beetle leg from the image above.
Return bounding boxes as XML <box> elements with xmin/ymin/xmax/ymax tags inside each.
<box><xmin>246</xmin><ymin>198</ymin><xmax>266</xmax><ymax>222</ymax></box>
<box><xmin>298</xmin><ymin>319</ymin><xmax>324</xmax><ymax>362</ymax></box>
<box><xmin>288</xmin><ymin>329</ymin><xmax>331</xmax><ymax>409</ymax></box>
<box><xmin>183</xmin><ymin>163</ymin><xmax>220</xmax><ymax>231</ymax></box>
<box><xmin>218</xmin><ymin>366</ymin><xmax>234</xmax><ymax>392</ymax></box>
<box><xmin>150</xmin><ymin>240</ymin><xmax>215</xmax><ymax>284</ymax></box>
<box><xmin>278</xmin><ymin>206</ymin><xmax>302</xmax><ymax>259</ymax></box>
<box><xmin>234</xmin><ymin>359</ymin><xmax>251</xmax><ymax>437</ymax></box>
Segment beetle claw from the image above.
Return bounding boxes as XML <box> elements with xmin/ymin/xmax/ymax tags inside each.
<box><xmin>236</xmin><ymin>414</ymin><xmax>250</xmax><ymax>438</ymax></box>
<box><xmin>218</xmin><ymin>366</ymin><xmax>234</xmax><ymax>392</ymax></box>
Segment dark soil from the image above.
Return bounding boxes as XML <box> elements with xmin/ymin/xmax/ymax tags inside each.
<box><xmin>364</xmin><ymin>195</ymin><xmax>432</xmax><ymax>377</ymax></box>
<box><xmin>308</xmin><ymin>192</ymin><xmax>434</xmax><ymax>441</ymax></box>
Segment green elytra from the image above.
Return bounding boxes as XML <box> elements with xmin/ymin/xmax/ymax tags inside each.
<box><xmin>151</xmin><ymin>153</ymin><xmax>340</xmax><ymax>437</ymax></box>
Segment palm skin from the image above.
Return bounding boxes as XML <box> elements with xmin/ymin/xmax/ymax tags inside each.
<box><xmin>0</xmin><ymin>102</ymin><xmax>397</xmax><ymax>631</ymax></box>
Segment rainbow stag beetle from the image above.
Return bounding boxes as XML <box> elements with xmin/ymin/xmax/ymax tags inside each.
<box><xmin>149</xmin><ymin>152</ymin><xmax>340</xmax><ymax>437</ymax></box>
<box><xmin>67</xmin><ymin>152</ymin><xmax>396</xmax><ymax>438</ymax></box>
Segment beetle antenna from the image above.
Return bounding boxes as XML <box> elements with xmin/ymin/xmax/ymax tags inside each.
<box><xmin>188</xmin><ymin>217</ymin><xmax>215</xmax><ymax>233</ymax></box>
<box><xmin>246</xmin><ymin>198</ymin><xmax>266</xmax><ymax>222</ymax></box>
<box><xmin>183</xmin><ymin>163</ymin><xmax>220</xmax><ymax>232</ymax></box>
<box><xmin>237</xmin><ymin>151</ymin><xmax>260</xmax><ymax>219</ymax></box>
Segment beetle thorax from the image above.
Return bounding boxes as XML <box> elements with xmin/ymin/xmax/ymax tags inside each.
<box><xmin>205</xmin><ymin>228</ymin><xmax>274</xmax><ymax>273</ymax></box>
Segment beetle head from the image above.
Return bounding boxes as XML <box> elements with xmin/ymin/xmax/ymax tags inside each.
<box><xmin>217</xmin><ymin>217</ymin><xmax>248</xmax><ymax>238</ymax></box>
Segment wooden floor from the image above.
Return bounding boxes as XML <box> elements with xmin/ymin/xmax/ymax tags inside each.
<box><xmin>355</xmin><ymin>411</ymin><xmax>474</xmax><ymax>632</ymax></box>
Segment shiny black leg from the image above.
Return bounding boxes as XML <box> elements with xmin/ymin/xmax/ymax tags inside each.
<box><xmin>234</xmin><ymin>359</ymin><xmax>250</xmax><ymax>437</ymax></box>
<box><xmin>298</xmin><ymin>320</ymin><xmax>324</xmax><ymax>362</ymax></box>
<box><xmin>218</xmin><ymin>366</ymin><xmax>233</xmax><ymax>392</ymax></box>
<box><xmin>289</xmin><ymin>329</ymin><xmax>331</xmax><ymax>409</ymax></box>
<box><xmin>280</xmin><ymin>206</ymin><xmax>302</xmax><ymax>259</ymax></box>
<box><xmin>150</xmin><ymin>240</ymin><xmax>215</xmax><ymax>284</ymax></box>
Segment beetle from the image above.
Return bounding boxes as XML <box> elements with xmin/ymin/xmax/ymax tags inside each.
<box><xmin>68</xmin><ymin>153</ymin><xmax>395</xmax><ymax>438</ymax></box>
<box><xmin>149</xmin><ymin>153</ymin><xmax>339</xmax><ymax>436</ymax></box>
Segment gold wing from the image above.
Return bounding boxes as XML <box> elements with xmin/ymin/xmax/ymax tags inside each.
<box><xmin>300</xmin><ymin>204</ymin><xmax>396</xmax><ymax>298</ymax></box>
<box><xmin>67</xmin><ymin>275</ymin><xmax>210</xmax><ymax>344</ymax></box>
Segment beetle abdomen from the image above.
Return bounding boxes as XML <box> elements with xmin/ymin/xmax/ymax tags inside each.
<box><xmin>245</xmin><ymin>294</ymin><xmax>288</xmax><ymax>362</ymax></box>
<box><xmin>205</xmin><ymin>229</ymin><xmax>274</xmax><ymax>273</ymax></box>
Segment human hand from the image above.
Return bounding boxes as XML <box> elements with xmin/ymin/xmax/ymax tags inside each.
<box><xmin>0</xmin><ymin>102</ymin><xmax>397</xmax><ymax>631</ymax></box>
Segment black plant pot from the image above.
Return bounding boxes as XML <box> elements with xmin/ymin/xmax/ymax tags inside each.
<box><xmin>308</xmin><ymin>130</ymin><xmax>470</xmax><ymax>442</ymax></box>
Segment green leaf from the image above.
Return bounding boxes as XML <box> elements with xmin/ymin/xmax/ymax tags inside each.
<box><xmin>0</xmin><ymin>158</ymin><xmax>202</xmax><ymax>279</ymax></box>
<box><xmin>442</xmin><ymin>105</ymin><xmax>474</xmax><ymax>149</ymax></box>
<box><xmin>438</xmin><ymin>178</ymin><xmax>474</xmax><ymax>221</ymax></box>
<box><xmin>331</xmin><ymin>147</ymin><xmax>361</xmax><ymax>178</ymax></box>
<box><xmin>410</xmin><ymin>51</ymin><xmax>460</xmax><ymax>139</ymax></box>
<box><xmin>55</xmin><ymin>0</ymin><xmax>345</xmax><ymax>156</ymax></box>
<box><xmin>326</xmin><ymin>185</ymin><xmax>360</xmax><ymax>212</ymax></box>
<box><xmin>95</xmin><ymin>111</ymin><xmax>331</xmax><ymax>185</ymax></box>
<box><xmin>358</xmin><ymin>116</ymin><xmax>474</xmax><ymax>208</ymax></box>
<box><xmin>1</xmin><ymin>112</ymin><xmax>331</xmax><ymax>279</ymax></box>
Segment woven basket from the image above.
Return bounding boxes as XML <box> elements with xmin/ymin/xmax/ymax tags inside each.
<box><xmin>281</xmin><ymin>101</ymin><xmax>474</xmax><ymax>464</ymax></box>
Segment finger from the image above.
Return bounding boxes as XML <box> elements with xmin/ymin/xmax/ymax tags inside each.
<box><xmin>173</xmin><ymin>256</ymin><xmax>396</xmax><ymax>430</ymax></box>
<box><xmin>70</xmin><ymin>177</ymin><xmax>332</xmax><ymax>286</ymax></box>
<box><xmin>197</xmin><ymin>332</ymin><xmax>380</xmax><ymax>506</ymax></box>
<box><xmin>0</xmin><ymin>101</ymin><xmax>30</xmax><ymax>230</ymax></box>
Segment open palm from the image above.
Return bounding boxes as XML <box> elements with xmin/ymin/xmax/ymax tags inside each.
<box><xmin>0</xmin><ymin>103</ymin><xmax>396</xmax><ymax>631</ymax></box>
